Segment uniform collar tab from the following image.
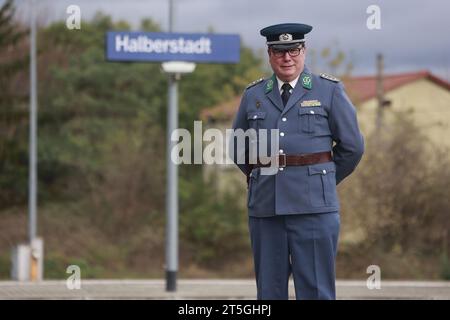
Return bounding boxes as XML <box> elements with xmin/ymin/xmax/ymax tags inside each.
<box><xmin>300</xmin><ymin>68</ymin><xmax>312</xmax><ymax>90</ymax></box>
<box><xmin>265</xmin><ymin>74</ymin><xmax>276</xmax><ymax>94</ymax></box>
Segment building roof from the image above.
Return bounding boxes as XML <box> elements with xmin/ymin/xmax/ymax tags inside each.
<box><xmin>344</xmin><ymin>70</ymin><xmax>450</xmax><ymax>104</ymax></box>
<box><xmin>201</xmin><ymin>70</ymin><xmax>450</xmax><ymax>121</ymax></box>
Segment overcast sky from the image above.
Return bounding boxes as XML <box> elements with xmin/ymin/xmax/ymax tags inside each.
<box><xmin>9</xmin><ymin>0</ymin><xmax>450</xmax><ymax>81</ymax></box>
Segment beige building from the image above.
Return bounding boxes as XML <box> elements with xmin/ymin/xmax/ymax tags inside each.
<box><xmin>344</xmin><ymin>71</ymin><xmax>450</xmax><ymax>149</ymax></box>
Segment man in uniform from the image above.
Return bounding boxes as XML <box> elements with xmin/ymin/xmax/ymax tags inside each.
<box><xmin>230</xmin><ymin>23</ymin><xmax>364</xmax><ymax>299</ymax></box>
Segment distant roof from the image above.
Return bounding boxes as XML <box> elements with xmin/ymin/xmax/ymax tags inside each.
<box><xmin>344</xmin><ymin>70</ymin><xmax>450</xmax><ymax>103</ymax></box>
<box><xmin>201</xmin><ymin>70</ymin><xmax>450</xmax><ymax>121</ymax></box>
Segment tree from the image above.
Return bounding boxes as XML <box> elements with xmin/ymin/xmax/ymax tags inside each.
<box><xmin>0</xmin><ymin>0</ymin><xmax>29</xmax><ymax>208</ymax></box>
<box><xmin>308</xmin><ymin>42</ymin><xmax>354</xmax><ymax>78</ymax></box>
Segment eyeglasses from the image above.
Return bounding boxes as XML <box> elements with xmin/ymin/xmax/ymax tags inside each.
<box><xmin>271</xmin><ymin>47</ymin><xmax>303</xmax><ymax>58</ymax></box>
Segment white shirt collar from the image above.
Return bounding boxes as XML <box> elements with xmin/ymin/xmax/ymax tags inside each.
<box><xmin>276</xmin><ymin>75</ymin><xmax>300</xmax><ymax>93</ymax></box>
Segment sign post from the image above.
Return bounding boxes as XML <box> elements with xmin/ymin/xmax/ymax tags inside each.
<box><xmin>106</xmin><ymin>31</ymin><xmax>240</xmax><ymax>291</ymax></box>
<box><xmin>161</xmin><ymin>61</ymin><xmax>196</xmax><ymax>291</ymax></box>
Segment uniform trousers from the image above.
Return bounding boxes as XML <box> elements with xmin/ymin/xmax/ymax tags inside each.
<box><xmin>248</xmin><ymin>211</ymin><xmax>340</xmax><ymax>300</ymax></box>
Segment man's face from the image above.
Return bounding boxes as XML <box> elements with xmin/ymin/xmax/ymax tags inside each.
<box><xmin>268</xmin><ymin>45</ymin><xmax>306</xmax><ymax>82</ymax></box>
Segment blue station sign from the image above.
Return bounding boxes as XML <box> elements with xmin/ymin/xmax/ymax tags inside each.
<box><xmin>106</xmin><ymin>31</ymin><xmax>240</xmax><ymax>63</ymax></box>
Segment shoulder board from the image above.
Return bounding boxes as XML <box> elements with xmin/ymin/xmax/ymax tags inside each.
<box><xmin>320</xmin><ymin>73</ymin><xmax>340</xmax><ymax>83</ymax></box>
<box><xmin>246</xmin><ymin>78</ymin><xmax>265</xmax><ymax>90</ymax></box>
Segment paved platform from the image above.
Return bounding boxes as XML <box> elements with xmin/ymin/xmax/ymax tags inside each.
<box><xmin>0</xmin><ymin>279</ymin><xmax>449</xmax><ymax>300</ymax></box>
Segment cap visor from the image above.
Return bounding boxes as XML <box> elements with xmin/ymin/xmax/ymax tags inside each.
<box><xmin>270</xmin><ymin>42</ymin><xmax>302</xmax><ymax>50</ymax></box>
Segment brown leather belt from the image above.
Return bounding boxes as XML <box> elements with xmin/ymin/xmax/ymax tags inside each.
<box><xmin>253</xmin><ymin>151</ymin><xmax>332</xmax><ymax>168</ymax></box>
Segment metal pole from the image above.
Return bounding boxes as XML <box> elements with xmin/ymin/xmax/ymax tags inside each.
<box><xmin>375</xmin><ymin>53</ymin><xmax>384</xmax><ymax>131</ymax></box>
<box><xmin>165</xmin><ymin>74</ymin><xmax>178</xmax><ymax>291</ymax></box>
<box><xmin>166</xmin><ymin>0</ymin><xmax>178</xmax><ymax>292</ymax></box>
<box><xmin>29</xmin><ymin>0</ymin><xmax>37</xmax><ymax>243</ymax></box>
<box><xmin>168</xmin><ymin>0</ymin><xmax>174</xmax><ymax>33</ymax></box>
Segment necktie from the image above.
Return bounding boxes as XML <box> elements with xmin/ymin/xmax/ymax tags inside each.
<box><xmin>281</xmin><ymin>83</ymin><xmax>292</xmax><ymax>107</ymax></box>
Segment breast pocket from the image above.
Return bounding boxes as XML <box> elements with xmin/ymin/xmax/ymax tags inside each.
<box><xmin>308</xmin><ymin>162</ymin><xmax>337</xmax><ymax>207</ymax></box>
<box><xmin>247</xmin><ymin>111</ymin><xmax>267</xmax><ymax>130</ymax></box>
<box><xmin>298</xmin><ymin>107</ymin><xmax>331</xmax><ymax>136</ymax></box>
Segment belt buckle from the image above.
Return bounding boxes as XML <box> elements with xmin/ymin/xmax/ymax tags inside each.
<box><xmin>278</xmin><ymin>154</ymin><xmax>286</xmax><ymax>168</ymax></box>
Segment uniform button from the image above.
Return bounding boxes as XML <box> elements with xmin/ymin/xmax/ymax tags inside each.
<box><xmin>282</xmin><ymin>117</ymin><xmax>287</xmax><ymax>122</ymax></box>
<box><xmin>253</xmin><ymin>115</ymin><xmax>257</xmax><ymax>119</ymax></box>
<box><xmin>279</xmin><ymin>149</ymin><xmax>284</xmax><ymax>154</ymax></box>
<box><xmin>279</xmin><ymin>167</ymin><xmax>284</xmax><ymax>171</ymax></box>
<box><xmin>322</xmin><ymin>169</ymin><xmax>327</xmax><ymax>174</ymax></box>
<box><xmin>310</xmin><ymin>110</ymin><xmax>315</xmax><ymax>114</ymax></box>
<box><xmin>280</xmin><ymin>132</ymin><xmax>285</xmax><ymax>137</ymax></box>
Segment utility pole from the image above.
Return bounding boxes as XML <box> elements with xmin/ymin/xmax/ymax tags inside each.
<box><xmin>11</xmin><ymin>0</ymin><xmax>44</xmax><ymax>282</ymax></box>
<box><xmin>168</xmin><ymin>0</ymin><xmax>174</xmax><ymax>34</ymax></box>
<box><xmin>376</xmin><ymin>53</ymin><xmax>385</xmax><ymax>131</ymax></box>
<box><xmin>29</xmin><ymin>0</ymin><xmax>37</xmax><ymax>244</ymax></box>
<box><xmin>28</xmin><ymin>0</ymin><xmax>43</xmax><ymax>282</ymax></box>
